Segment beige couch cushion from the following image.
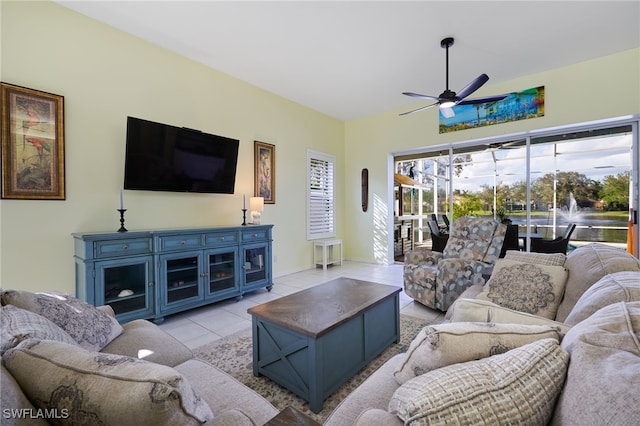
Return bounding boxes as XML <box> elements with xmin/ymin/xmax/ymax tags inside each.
<box><xmin>553</xmin><ymin>302</ymin><xmax>640</xmax><ymax>425</ymax></box>
<box><xmin>1</xmin><ymin>290</ymin><xmax>123</xmax><ymax>351</ymax></box>
<box><xmin>476</xmin><ymin>258</ymin><xmax>568</xmax><ymax>319</ymax></box>
<box><xmin>1</xmin><ymin>362</ymin><xmax>49</xmax><ymax>426</ymax></box>
<box><xmin>556</xmin><ymin>243</ymin><xmax>640</xmax><ymax>322</ymax></box>
<box><xmin>2</xmin><ymin>339</ymin><xmax>213</xmax><ymax>425</ymax></box>
<box><xmin>388</xmin><ymin>338</ymin><xmax>568</xmax><ymax>425</ymax></box>
<box><xmin>447</xmin><ymin>298</ymin><xmax>572</xmax><ymax>335</ymax></box>
<box><xmin>393</xmin><ymin>322</ymin><xmax>561</xmax><ymax>384</ymax></box>
<box><xmin>175</xmin><ymin>358</ymin><xmax>278</xmax><ymax>426</ymax></box>
<box><xmin>0</xmin><ymin>304</ymin><xmax>77</xmax><ymax>355</ymax></box>
<box><xmin>564</xmin><ymin>271</ymin><xmax>640</xmax><ymax>326</ymax></box>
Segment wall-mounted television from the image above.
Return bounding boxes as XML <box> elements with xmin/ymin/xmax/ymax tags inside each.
<box><xmin>123</xmin><ymin>116</ymin><xmax>239</xmax><ymax>194</ymax></box>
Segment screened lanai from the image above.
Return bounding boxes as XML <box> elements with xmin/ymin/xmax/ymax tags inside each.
<box><xmin>393</xmin><ymin>121</ymin><xmax>638</xmax><ymax>261</ymax></box>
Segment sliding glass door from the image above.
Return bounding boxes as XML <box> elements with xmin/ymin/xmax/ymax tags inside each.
<box><xmin>394</xmin><ymin>122</ymin><xmax>636</xmax><ymax>254</ymax></box>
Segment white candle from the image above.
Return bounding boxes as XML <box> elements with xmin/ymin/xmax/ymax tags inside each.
<box><xmin>243</xmin><ymin>194</ymin><xmax>246</xmax><ymax>209</ymax></box>
<box><xmin>120</xmin><ymin>190</ymin><xmax>124</xmax><ymax>210</ymax></box>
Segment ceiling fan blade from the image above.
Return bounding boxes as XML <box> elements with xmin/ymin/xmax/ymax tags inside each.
<box><xmin>399</xmin><ymin>102</ymin><xmax>439</xmax><ymax>116</ymax></box>
<box><xmin>457</xmin><ymin>94</ymin><xmax>508</xmax><ymax>106</ymax></box>
<box><xmin>402</xmin><ymin>92</ymin><xmax>440</xmax><ymax>101</ymax></box>
<box><xmin>455</xmin><ymin>73</ymin><xmax>489</xmax><ymax>100</ymax></box>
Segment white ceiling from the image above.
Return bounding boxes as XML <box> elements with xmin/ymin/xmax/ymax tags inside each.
<box><xmin>56</xmin><ymin>1</ymin><xmax>640</xmax><ymax>121</ymax></box>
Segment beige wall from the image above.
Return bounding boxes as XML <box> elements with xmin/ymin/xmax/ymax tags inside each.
<box><xmin>1</xmin><ymin>1</ymin><xmax>639</xmax><ymax>294</ymax></box>
<box><xmin>344</xmin><ymin>48</ymin><xmax>640</xmax><ymax>263</ymax></box>
<box><xmin>0</xmin><ymin>1</ymin><xmax>344</xmax><ymax>292</ymax></box>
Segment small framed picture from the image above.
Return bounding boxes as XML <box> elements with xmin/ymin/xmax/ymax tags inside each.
<box><xmin>1</xmin><ymin>82</ymin><xmax>65</xmax><ymax>200</ymax></box>
<box><xmin>254</xmin><ymin>140</ymin><xmax>275</xmax><ymax>204</ymax></box>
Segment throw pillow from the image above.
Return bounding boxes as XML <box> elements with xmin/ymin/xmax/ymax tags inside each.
<box><xmin>554</xmin><ymin>302</ymin><xmax>640</xmax><ymax>425</ymax></box>
<box><xmin>0</xmin><ymin>305</ymin><xmax>78</xmax><ymax>355</ymax></box>
<box><xmin>393</xmin><ymin>322</ymin><xmax>561</xmax><ymax>384</ymax></box>
<box><xmin>1</xmin><ymin>290</ymin><xmax>123</xmax><ymax>351</ymax></box>
<box><xmin>447</xmin><ymin>298</ymin><xmax>572</xmax><ymax>334</ymax></box>
<box><xmin>563</xmin><ymin>271</ymin><xmax>640</xmax><ymax>326</ymax></box>
<box><xmin>476</xmin><ymin>258</ymin><xmax>568</xmax><ymax>319</ymax></box>
<box><xmin>2</xmin><ymin>339</ymin><xmax>214</xmax><ymax>425</ymax></box>
<box><xmin>505</xmin><ymin>250</ymin><xmax>566</xmax><ymax>266</ymax></box>
<box><xmin>388</xmin><ymin>338</ymin><xmax>568</xmax><ymax>426</ymax></box>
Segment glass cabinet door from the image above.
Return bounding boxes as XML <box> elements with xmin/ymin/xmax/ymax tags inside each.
<box><xmin>242</xmin><ymin>244</ymin><xmax>269</xmax><ymax>291</ymax></box>
<box><xmin>205</xmin><ymin>248</ymin><xmax>239</xmax><ymax>299</ymax></box>
<box><xmin>96</xmin><ymin>256</ymin><xmax>154</xmax><ymax>322</ymax></box>
<box><xmin>159</xmin><ymin>252</ymin><xmax>204</xmax><ymax>310</ymax></box>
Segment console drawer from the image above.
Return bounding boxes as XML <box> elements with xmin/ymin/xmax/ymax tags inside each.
<box><xmin>157</xmin><ymin>234</ymin><xmax>202</xmax><ymax>251</ymax></box>
<box><xmin>242</xmin><ymin>229</ymin><xmax>268</xmax><ymax>242</ymax></box>
<box><xmin>204</xmin><ymin>231</ymin><xmax>238</xmax><ymax>246</ymax></box>
<box><xmin>94</xmin><ymin>238</ymin><xmax>153</xmax><ymax>258</ymax></box>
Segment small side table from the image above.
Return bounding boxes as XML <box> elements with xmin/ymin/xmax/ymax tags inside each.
<box><xmin>313</xmin><ymin>239</ymin><xmax>342</xmax><ymax>269</ymax></box>
<box><xmin>265</xmin><ymin>407</ymin><xmax>321</xmax><ymax>426</ymax></box>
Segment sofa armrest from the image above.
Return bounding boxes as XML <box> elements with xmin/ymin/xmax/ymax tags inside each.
<box><xmin>96</xmin><ymin>304</ymin><xmax>116</xmax><ymax>318</ymax></box>
<box><xmin>447</xmin><ymin>298</ymin><xmax>571</xmax><ymax>335</ymax></box>
<box><xmin>100</xmin><ymin>319</ymin><xmax>193</xmax><ymax>367</ymax></box>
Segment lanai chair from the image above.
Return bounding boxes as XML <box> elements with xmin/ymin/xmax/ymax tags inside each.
<box><xmin>530</xmin><ymin>223</ymin><xmax>577</xmax><ymax>254</ymax></box>
<box><xmin>427</xmin><ymin>220</ymin><xmax>449</xmax><ymax>252</ymax></box>
<box><xmin>404</xmin><ymin>216</ymin><xmax>507</xmax><ymax>311</ymax></box>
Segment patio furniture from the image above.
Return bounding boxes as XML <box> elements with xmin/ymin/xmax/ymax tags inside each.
<box><xmin>427</xmin><ymin>220</ymin><xmax>449</xmax><ymax>252</ymax></box>
<box><xmin>531</xmin><ymin>223</ymin><xmax>577</xmax><ymax>254</ymax></box>
<box><xmin>500</xmin><ymin>224</ymin><xmax>521</xmax><ymax>257</ymax></box>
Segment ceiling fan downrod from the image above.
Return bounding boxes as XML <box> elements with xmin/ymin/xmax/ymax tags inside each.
<box><xmin>441</xmin><ymin>37</ymin><xmax>454</xmax><ymax>92</ymax></box>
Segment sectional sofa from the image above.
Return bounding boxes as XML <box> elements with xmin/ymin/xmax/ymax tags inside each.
<box><xmin>0</xmin><ymin>290</ymin><xmax>278</xmax><ymax>425</ymax></box>
<box><xmin>2</xmin><ymin>243</ymin><xmax>639</xmax><ymax>425</ymax></box>
<box><xmin>325</xmin><ymin>244</ymin><xmax>640</xmax><ymax>425</ymax></box>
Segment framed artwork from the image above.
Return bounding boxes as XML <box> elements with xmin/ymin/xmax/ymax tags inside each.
<box><xmin>1</xmin><ymin>83</ymin><xmax>65</xmax><ymax>200</ymax></box>
<box><xmin>254</xmin><ymin>140</ymin><xmax>275</xmax><ymax>204</ymax></box>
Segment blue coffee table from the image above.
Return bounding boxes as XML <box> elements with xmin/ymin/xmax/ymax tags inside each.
<box><xmin>247</xmin><ymin>277</ymin><xmax>400</xmax><ymax>413</ymax></box>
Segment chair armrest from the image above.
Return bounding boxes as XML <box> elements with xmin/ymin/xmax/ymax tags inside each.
<box><xmin>405</xmin><ymin>249</ymin><xmax>443</xmax><ymax>266</ymax></box>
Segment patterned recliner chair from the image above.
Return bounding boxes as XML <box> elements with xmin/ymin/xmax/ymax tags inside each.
<box><xmin>404</xmin><ymin>216</ymin><xmax>507</xmax><ymax>311</ymax></box>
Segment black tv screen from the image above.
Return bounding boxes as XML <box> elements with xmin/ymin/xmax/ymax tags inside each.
<box><xmin>124</xmin><ymin>116</ymin><xmax>239</xmax><ymax>194</ymax></box>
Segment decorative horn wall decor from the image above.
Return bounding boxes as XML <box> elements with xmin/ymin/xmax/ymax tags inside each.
<box><xmin>361</xmin><ymin>168</ymin><xmax>369</xmax><ymax>212</ymax></box>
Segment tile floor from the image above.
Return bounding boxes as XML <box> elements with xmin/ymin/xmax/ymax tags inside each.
<box><xmin>158</xmin><ymin>261</ymin><xmax>444</xmax><ymax>349</ymax></box>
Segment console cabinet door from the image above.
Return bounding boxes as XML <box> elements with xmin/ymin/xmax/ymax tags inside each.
<box><xmin>204</xmin><ymin>247</ymin><xmax>240</xmax><ymax>300</ymax></box>
<box><xmin>241</xmin><ymin>242</ymin><xmax>272</xmax><ymax>294</ymax></box>
<box><xmin>94</xmin><ymin>255</ymin><xmax>154</xmax><ymax>323</ymax></box>
<box><xmin>157</xmin><ymin>251</ymin><xmax>205</xmax><ymax>314</ymax></box>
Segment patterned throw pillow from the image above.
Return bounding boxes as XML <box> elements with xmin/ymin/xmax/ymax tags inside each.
<box><xmin>2</xmin><ymin>339</ymin><xmax>214</xmax><ymax>425</ymax></box>
<box><xmin>477</xmin><ymin>258</ymin><xmax>568</xmax><ymax>319</ymax></box>
<box><xmin>393</xmin><ymin>322</ymin><xmax>561</xmax><ymax>384</ymax></box>
<box><xmin>1</xmin><ymin>290</ymin><xmax>123</xmax><ymax>351</ymax></box>
<box><xmin>0</xmin><ymin>305</ymin><xmax>78</xmax><ymax>355</ymax></box>
<box><xmin>388</xmin><ymin>338</ymin><xmax>569</xmax><ymax>425</ymax></box>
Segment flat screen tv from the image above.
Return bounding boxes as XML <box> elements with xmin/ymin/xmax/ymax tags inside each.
<box><xmin>124</xmin><ymin>116</ymin><xmax>239</xmax><ymax>194</ymax></box>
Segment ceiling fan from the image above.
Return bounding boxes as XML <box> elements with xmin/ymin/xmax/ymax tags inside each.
<box><xmin>400</xmin><ymin>37</ymin><xmax>507</xmax><ymax>118</ymax></box>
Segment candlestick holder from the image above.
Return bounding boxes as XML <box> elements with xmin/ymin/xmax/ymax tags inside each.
<box><xmin>117</xmin><ymin>209</ymin><xmax>128</xmax><ymax>232</ymax></box>
<box><xmin>241</xmin><ymin>208</ymin><xmax>247</xmax><ymax>226</ymax></box>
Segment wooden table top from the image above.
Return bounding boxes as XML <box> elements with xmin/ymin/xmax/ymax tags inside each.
<box><xmin>247</xmin><ymin>277</ymin><xmax>400</xmax><ymax>338</ymax></box>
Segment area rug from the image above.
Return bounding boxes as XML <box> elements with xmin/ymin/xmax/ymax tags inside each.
<box><xmin>194</xmin><ymin>314</ymin><xmax>438</xmax><ymax>423</ymax></box>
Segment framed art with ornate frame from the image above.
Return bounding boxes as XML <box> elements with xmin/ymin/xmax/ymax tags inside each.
<box><xmin>1</xmin><ymin>82</ymin><xmax>65</xmax><ymax>200</ymax></box>
<box><xmin>254</xmin><ymin>140</ymin><xmax>275</xmax><ymax>204</ymax></box>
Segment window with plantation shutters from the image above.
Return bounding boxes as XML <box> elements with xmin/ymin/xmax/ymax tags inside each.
<box><xmin>307</xmin><ymin>150</ymin><xmax>335</xmax><ymax>240</ymax></box>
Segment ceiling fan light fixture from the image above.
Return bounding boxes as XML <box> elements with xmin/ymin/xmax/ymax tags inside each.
<box><xmin>440</xmin><ymin>100</ymin><xmax>456</xmax><ymax>109</ymax></box>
